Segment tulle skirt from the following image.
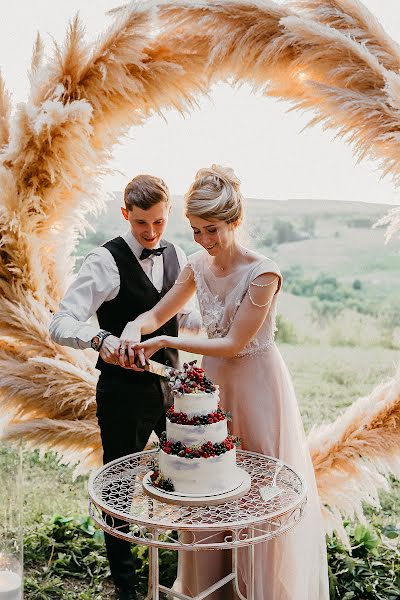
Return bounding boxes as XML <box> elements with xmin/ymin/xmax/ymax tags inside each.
<box><xmin>172</xmin><ymin>344</ymin><xmax>329</xmax><ymax>600</ymax></box>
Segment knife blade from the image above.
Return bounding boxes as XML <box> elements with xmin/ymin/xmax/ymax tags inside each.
<box><xmin>141</xmin><ymin>359</ymin><xmax>172</xmax><ymax>378</ymax></box>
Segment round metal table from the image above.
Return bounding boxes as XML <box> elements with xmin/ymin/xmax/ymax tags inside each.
<box><xmin>88</xmin><ymin>449</ymin><xmax>307</xmax><ymax>600</ymax></box>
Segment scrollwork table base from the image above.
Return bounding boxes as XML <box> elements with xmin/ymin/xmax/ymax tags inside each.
<box><xmin>88</xmin><ymin>450</ymin><xmax>307</xmax><ymax>600</ymax></box>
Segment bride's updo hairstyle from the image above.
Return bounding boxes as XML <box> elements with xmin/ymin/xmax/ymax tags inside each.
<box><xmin>184</xmin><ymin>164</ymin><xmax>244</xmax><ymax>226</ymax></box>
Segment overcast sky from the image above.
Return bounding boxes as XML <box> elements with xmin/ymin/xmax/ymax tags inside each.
<box><xmin>2</xmin><ymin>1</ymin><xmax>400</xmax><ymax>203</ymax></box>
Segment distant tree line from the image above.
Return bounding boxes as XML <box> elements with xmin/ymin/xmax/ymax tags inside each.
<box><xmin>254</xmin><ymin>216</ymin><xmax>316</xmax><ymax>248</ymax></box>
<box><xmin>282</xmin><ymin>266</ymin><xmax>400</xmax><ymax>347</ymax></box>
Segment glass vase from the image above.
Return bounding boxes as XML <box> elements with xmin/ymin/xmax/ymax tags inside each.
<box><xmin>0</xmin><ymin>442</ymin><xmax>23</xmax><ymax>600</ymax></box>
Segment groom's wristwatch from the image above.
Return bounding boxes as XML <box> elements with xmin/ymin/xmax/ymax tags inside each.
<box><xmin>91</xmin><ymin>330</ymin><xmax>111</xmax><ymax>351</ymax></box>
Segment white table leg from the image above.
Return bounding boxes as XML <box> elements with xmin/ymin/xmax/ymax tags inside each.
<box><xmin>150</xmin><ymin>544</ymin><xmax>159</xmax><ymax>600</ymax></box>
<box><xmin>247</xmin><ymin>529</ymin><xmax>255</xmax><ymax>600</ymax></box>
<box><xmin>145</xmin><ymin>528</ymin><xmax>160</xmax><ymax>600</ymax></box>
<box><xmin>232</xmin><ymin>528</ymin><xmax>255</xmax><ymax>600</ymax></box>
<box><xmin>233</xmin><ymin>546</ymin><xmax>245</xmax><ymax>600</ymax></box>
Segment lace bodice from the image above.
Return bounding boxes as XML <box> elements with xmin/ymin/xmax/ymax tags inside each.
<box><xmin>188</xmin><ymin>250</ymin><xmax>282</xmax><ymax>358</ymax></box>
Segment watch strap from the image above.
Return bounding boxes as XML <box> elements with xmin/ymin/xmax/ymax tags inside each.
<box><xmin>92</xmin><ymin>330</ymin><xmax>111</xmax><ymax>351</ymax></box>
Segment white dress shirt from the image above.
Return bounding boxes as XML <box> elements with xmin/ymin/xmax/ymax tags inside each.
<box><xmin>49</xmin><ymin>230</ymin><xmax>201</xmax><ymax>349</ymax></box>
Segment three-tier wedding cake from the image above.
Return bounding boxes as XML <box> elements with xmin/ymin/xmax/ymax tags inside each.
<box><xmin>150</xmin><ymin>361</ymin><xmax>242</xmax><ymax>496</ymax></box>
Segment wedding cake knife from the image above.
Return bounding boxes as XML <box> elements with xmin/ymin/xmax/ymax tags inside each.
<box><xmin>140</xmin><ymin>359</ymin><xmax>172</xmax><ymax>378</ymax></box>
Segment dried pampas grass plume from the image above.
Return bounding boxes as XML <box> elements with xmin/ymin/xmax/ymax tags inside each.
<box><xmin>0</xmin><ymin>0</ymin><xmax>400</xmax><ymax>538</ymax></box>
<box><xmin>308</xmin><ymin>370</ymin><xmax>400</xmax><ymax>544</ymax></box>
<box><xmin>2</xmin><ymin>419</ymin><xmax>102</xmax><ymax>477</ymax></box>
<box><xmin>29</xmin><ymin>33</ymin><xmax>45</xmax><ymax>86</ymax></box>
<box><xmin>267</xmin><ymin>11</ymin><xmax>400</xmax><ymax>233</ymax></box>
<box><xmin>160</xmin><ymin>1</ymin><xmax>300</xmax><ymax>91</ymax></box>
<box><xmin>0</xmin><ymin>73</ymin><xmax>11</xmax><ymax>148</ymax></box>
<box><xmin>295</xmin><ymin>0</ymin><xmax>400</xmax><ymax>72</ymax></box>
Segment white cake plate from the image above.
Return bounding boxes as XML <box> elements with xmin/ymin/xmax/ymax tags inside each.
<box><xmin>142</xmin><ymin>467</ymin><xmax>251</xmax><ymax>506</ymax></box>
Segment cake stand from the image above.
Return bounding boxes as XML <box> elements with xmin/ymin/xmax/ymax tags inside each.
<box><xmin>88</xmin><ymin>449</ymin><xmax>307</xmax><ymax>600</ymax></box>
<box><xmin>142</xmin><ymin>465</ymin><xmax>252</xmax><ymax>506</ymax></box>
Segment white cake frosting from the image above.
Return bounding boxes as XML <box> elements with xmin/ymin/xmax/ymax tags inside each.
<box><xmin>159</xmin><ymin>447</ymin><xmax>238</xmax><ymax>495</ymax></box>
<box><xmin>174</xmin><ymin>390</ymin><xmax>219</xmax><ymax>417</ymax></box>
<box><xmin>166</xmin><ymin>419</ymin><xmax>228</xmax><ymax>446</ymax></box>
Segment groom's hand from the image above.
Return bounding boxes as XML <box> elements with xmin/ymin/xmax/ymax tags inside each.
<box><xmin>99</xmin><ymin>335</ymin><xmax>124</xmax><ymax>366</ymax></box>
<box><xmin>100</xmin><ymin>335</ymin><xmax>143</xmax><ymax>370</ymax></box>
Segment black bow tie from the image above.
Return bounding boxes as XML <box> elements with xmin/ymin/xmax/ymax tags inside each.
<box><xmin>139</xmin><ymin>246</ymin><xmax>167</xmax><ymax>260</ymax></box>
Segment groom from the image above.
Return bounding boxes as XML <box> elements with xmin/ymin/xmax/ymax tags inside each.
<box><xmin>49</xmin><ymin>174</ymin><xmax>200</xmax><ymax>600</ymax></box>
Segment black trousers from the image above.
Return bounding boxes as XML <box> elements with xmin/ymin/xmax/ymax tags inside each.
<box><xmin>96</xmin><ymin>373</ymin><xmax>166</xmax><ymax>591</ymax></box>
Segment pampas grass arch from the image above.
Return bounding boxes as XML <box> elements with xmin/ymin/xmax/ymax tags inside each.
<box><xmin>1</xmin><ymin>0</ymin><xmax>400</xmax><ymax>538</ymax></box>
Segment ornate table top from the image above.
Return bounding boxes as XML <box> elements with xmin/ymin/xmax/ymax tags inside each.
<box><xmin>88</xmin><ymin>450</ymin><xmax>307</xmax><ymax>549</ymax></box>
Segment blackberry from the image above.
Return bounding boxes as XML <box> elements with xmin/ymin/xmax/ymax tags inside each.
<box><xmin>164</xmin><ymin>480</ymin><xmax>174</xmax><ymax>492</ymax></box>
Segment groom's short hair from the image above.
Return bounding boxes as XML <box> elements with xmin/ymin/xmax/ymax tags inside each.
<box><xmin>124</xmin><ymin>174</ymin><xmax>170</xmax><ymax>211</ymax></box>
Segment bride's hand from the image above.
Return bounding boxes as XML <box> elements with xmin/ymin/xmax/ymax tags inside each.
<box><xmin>134</xmin><ymin>337</ymin><xmax>165</xmax><ymax>363</ymax></box>
<box><xmin>118</xmin><ymin>320</ymin><xmax>142</xmax><ymax>368</ymax></box>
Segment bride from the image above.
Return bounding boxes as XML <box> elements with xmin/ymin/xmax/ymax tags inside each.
<box><xmin>118</xmin><ymin>165</ymin><xmax>329</xmax><ymax>599</ymax></box>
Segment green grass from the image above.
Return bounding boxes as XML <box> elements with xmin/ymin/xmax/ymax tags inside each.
<box><xmin>280</xmin><ymin>343</ymin><xmax>398</xmax><ymax>430</ymax></box>
<box><xmin>23</xmin><ymin>451</ymin><xmax>89</xmax><ymax>524</ymax></box>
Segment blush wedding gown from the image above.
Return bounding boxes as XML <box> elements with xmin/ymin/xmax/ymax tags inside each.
<box><xmin>172</xmin><ymin>249</ymin><xmax>329</xmax><ymax>600</ymax></box>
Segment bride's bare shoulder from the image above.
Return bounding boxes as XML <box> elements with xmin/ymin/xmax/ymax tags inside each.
<box><xmin>243</xmin><ymin>249</ymin><xmax>275</xmax><ymax>266</ymax></box>
<box><xmin>242</xmin><ymin>250</ymin><xmax>281</xmax><ymax>278</ymax></box>
<box><xmin>187</xmin><ymin>249</ymin><xmax>207</xmax><ymax>263</ymax></box>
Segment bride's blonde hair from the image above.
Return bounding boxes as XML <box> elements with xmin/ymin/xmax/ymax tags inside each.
<box><xmin>184</xmin><ymin>164</ymin><xmax>244</xmax><ymax>225</ymax></box>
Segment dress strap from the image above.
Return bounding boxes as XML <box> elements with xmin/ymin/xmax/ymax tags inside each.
<box><xmin>248</xmin><ymin>277</ymin><xmax>277</xmax><ymax>307</ymax></box>
<box><xmin>175</xmin><ymin>250</ymin><xmax>204</xmax><ymax>285</ymax></box>
<box><xmin>174</xmin><ymin>263</ymin><xmax>194</xmax><ymax>285</ymax></box>
<box><xmin>248</xmin><ymin>258</ymin><xmax>282</xmax><ymax>296</ymax></box>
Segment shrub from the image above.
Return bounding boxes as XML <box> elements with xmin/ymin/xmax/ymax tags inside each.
<box><xmin>24</xmin><ymin>514</ymin><xmax>399</xmax><ymax>599</ymax></box>
<box><xmin>275</xmin><ymin>314</ymin><xmax>298</xmax><ymax>344</ymax></box>
<box><xmin>346</xmin><ymin>217</ymin><xmax>374</xmax><ymax>228</ymax></box>
<box><xmin>327</xmin><ymin>522</ymin><xmax>400</xmax><ymax>599</ymax></box>
<box><xmin>285</xmin><ymin>272</ymin><xmax>375</xmax><ymax>320</ymax></box>
<box><xmin>24</xmin><ymin>515</ymin><xmax>177</xmax><ymax>599</ymax></box>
